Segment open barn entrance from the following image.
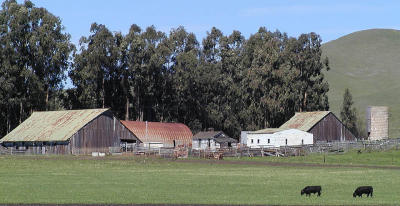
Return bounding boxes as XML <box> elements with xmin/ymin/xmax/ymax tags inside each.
<box><xmin>120</xmin><ymin>139</ymin><xmax>137</xmax><ymax>152</ymax></box>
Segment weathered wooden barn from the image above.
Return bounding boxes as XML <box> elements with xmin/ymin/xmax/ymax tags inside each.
<box><xmin>120</xmin><ymin>121</ymin><xmax>193</xmax><ymax>148</ymax></box>
<box><xmin>192</xmin><ymin>131</ymin><xmax>238</xmax><ymax>150</ymax></box>
<box><xmin>279</xmin><ymin>111</ymin><xmax>356</xmax><ymax>143</ymax></box>
<box><xmin>247</xmin><ymin>128</ymin><xmax>313</xmax><ymax>148</ymax></box>
<box><xmin>0</xmin><ymin>109</ymin><xmax>139</xmax><ymax>154</ymax></box>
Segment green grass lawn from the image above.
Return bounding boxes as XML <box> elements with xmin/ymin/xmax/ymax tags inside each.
<box><xmin>225</xmin><ymin>149</ymin><xmax>400</xmax><ymax>167</ymax></box>
<box><xmin>0</xmin><ymin>155</ymin><xmax>399</xmax><ymax>205</ymax></box>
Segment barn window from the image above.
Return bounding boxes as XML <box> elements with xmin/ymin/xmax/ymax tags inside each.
<box><xmin>251</xmin><ymin>139</ymin><xmax>254</xmax><ymax>144</ymax></box>
<box><xmin>301</xmin><ymin>139</ymin><xmax>304</xmax><ymax>145</ymax></box>
<box><xmin>257</xmin><ymin>139</ymin><xmax>260</xmax><ymax>144</ymax></box>
<box><xmin>268</xmin><ymin>139</ymin><xmax>270</xmax><ymax>144</ymax></box>
<box><xmin>285</xmin><ymin>139</ymin><xmax>288</xmax><ymax>145</ymax></box>
<box><xmin>198</xmin><ymin>140</ymin><xmax>201</xmax><ymax>147</ymax></box>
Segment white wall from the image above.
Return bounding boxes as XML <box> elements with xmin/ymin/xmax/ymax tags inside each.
<box><xmin>247</xmin><ymin>133</ymin><xmax>275</xmax><ymax>148</ymax></box>
<box><xmin>240</xmin><ymin>131</ymin><xmax>250</xmax><ymax>145</ymax></box>
<box><xmin>142</xmin><ymin>142</ymin><xmax>164</xmax><ymax>148</ymax></box>
<box><xmin>246</xmin><ymin>129</ymin><xmax>313</xmax><ymax>148</ymax></box>
<box><xmin>192</xmin><ymin>139</ymin><xmax>220</xmax><ymax>150</ymax></box>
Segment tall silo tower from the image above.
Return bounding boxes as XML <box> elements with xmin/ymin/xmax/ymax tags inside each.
<box><xmin>366</xmin><ymin>106</ymin><xmax>389</xmax><ymax>140</ymax></box>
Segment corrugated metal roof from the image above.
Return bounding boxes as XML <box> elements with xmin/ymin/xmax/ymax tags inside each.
<box><xmin>214</xmin><ymin>137</ymin><xmax>238</xmax><ymax>143</ymax></box>
<box><xmin>249</xmin><ymin>128</ymin><xmax>285</xmax><ymax>134</ymax></box>
<box><xmin>120</xmin><ymin>121</ymin><xmax>193</xmax><ymax>145</ymax></box>
<box><xmin>1</xmin><ymin>108</ymin><xmax>109</xmax><ymax>142</ymax></box>
<box><xmin>279</xmin><ymin>111</ymin><xmax>331</xmax><ymax>131</ymax></box>
<box><xmin>193</xmin><ymin>131</ymin><xmax>223</xmax><ymax>139</ymax></box>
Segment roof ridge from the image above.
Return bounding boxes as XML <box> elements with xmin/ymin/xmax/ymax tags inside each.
<box><xmin>32</xmin><ymin>108</ymin><xmax>110</xmax><ymax>113</ymax></box>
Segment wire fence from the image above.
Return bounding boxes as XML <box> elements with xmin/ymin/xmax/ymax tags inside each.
<box><xmin>2</xmin><ymin>138</ymin><xmax>400</xmax><ymax>157</ymax></box>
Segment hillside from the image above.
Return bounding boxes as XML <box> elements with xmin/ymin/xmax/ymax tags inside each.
<box><xmin>322</xmin><ymin>29</ymin><xmax>400</xmax><ymax>138</ymax></box>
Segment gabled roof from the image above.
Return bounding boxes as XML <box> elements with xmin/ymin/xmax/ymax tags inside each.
<box><xmin>193</xmin><ymin>131</ymin><xmax>238</xmax><ymax>143</ymax></box>
<box><xmin>249</xmin><ymin>128</ymin><xmax>285</xmax><ymax>134</ymax></box>
<box><xmin>1</xmin><ymin>108</ymin><xmax>110</xmax><ymax>142</ymax></box>
<box><xmin>279</xmin><ymin>111</ymin><xmax>331</xmax><ymax>131</ymax></box>
<box><xmin>193</xmin><ymin>131</ymin><xmax>223</xmax><ymax>139</ymax></box>
<box><xmin>120</xmin><ymin>121</ymin><xmax>193</xmax><ymax>144</ymax></box>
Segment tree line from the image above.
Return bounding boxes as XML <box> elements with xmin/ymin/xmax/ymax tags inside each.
<box><xmin>0</xmin><ymin>0</ymin><xmax>330</xmax><ymax>139</ymax></box>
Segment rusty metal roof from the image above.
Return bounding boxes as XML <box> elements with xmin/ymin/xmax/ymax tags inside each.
<box><xmin>120</xmin><ymin>121</ymin><xmax>193</xmax><ymax>145</ymax></box>
<box><xmin>1</xmin><ymin>108</ymin><xmax>110</xmax><ymax>142</ymax></box>
<box><xmin>279</xmin><ymin>111</ymin><xmax>331</xmax><ymax>131</ymax></box>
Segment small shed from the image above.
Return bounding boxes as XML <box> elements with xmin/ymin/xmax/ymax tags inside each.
<box><xmin>192</xmin><ymin>131</ymin><xmax>238</xmax><ymax>150</ymax></box>
<box><xmin>0</xmin><ymin>109</ymin><xmax>139</xmax><ymax>154</ymax></box>
<box><xmin>120</xmin><ymin>121</ymin><xmax>193</xmax><ymax>148</ymax></box>
<box><xmin>279</xmin><ymin>111</ymin><xmax>356</xmax><ymax>142</ymax></box>
<box><xmin>247</xmin><ymin>128</ymin><xmax>313</xmax><ymax>148</ymax></box>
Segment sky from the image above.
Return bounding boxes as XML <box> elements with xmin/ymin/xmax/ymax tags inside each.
<box><xmin>25</xmin><ymin>0</ymin><xmax>400</xmax><ymax>47</ymax></box>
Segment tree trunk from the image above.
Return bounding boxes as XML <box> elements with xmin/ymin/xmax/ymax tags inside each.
<box><xmin>19</xmin><ymin>101</ymin><xmax>23</xmax><ymax>124</ymax></box>
<box><xmin>45</xmin><ymin>87</ymin><xmax>49</xmax><ymax>111</ymax></box>
<box><xmin>303</xmin><ymin>92</ymin><xmax>307</xmax><ymax>111</ymax></box>
<box><xmin>6</xmin><ymin>106</ymin><xmax>10</xmax><ymax>134</ymax></box>
<box><xmin>125</xmin><ymin>95</ymin><xmax>129</xmax><ymax>120</ymax></box>
<box><xmin>102</xmin><ymin>77</ymin><xmax>105</xmax><ymax>108</ymax></box>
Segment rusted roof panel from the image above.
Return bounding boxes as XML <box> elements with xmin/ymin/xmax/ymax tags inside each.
<box><xmin>279</xmin><ymin>111</ymin><xmax>331</xmax><ymax>131</ymax></box>
<box><xmin>120</xmin><ymin>121</ymin><xmax>193</xmax><ymax>145</ymax></box>
<box><xmin>1</xmin><ymin>109</ymin><xmax>109</xmax><ymax>142</ymax></box>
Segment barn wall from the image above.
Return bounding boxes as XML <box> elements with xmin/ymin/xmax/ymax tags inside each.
<box><xmin>14</xmin><ymin>112</ymin><xmax>140</xmax><ymax>155</ymax></box>
<box><xmin>70</xmin><ymin>112</ymin><xmax>139</xmax><ymax>154</ymax></box>
<box><xmin>309</xmin><ymin>113</ymin><xmax>356</xmax><ymax>143</ymax></box>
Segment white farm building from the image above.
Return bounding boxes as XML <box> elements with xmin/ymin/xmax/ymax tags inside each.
<box><xmin>192</xmin><ymin>131</ymin><xmax>237</xmax><ymax>150</ymax></box>
<box><xmin>247</xmin><ymin>128</ymin><xmax>313</xmax><ymax>148</ymax></box>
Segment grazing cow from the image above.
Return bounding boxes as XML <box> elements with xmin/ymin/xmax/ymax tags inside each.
<box><xmin>353</xmin><ymin>186</ymin><xmax>373</xmax><ymax>198</ymax></box>
<box><xmin>301</xmin><ymin>186</ymin><xmax>321</xmax><ymax>197</ymax></box>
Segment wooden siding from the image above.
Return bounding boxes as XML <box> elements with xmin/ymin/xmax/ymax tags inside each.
<box><xmin>309</xmin><ymin>113</ymin><xmax>356</xmax><ymax>143</ymax></box>
<box><xmin>11</xmin><ymin>111</ymin><xmax>140</xmax><ymax>155</ymax></box>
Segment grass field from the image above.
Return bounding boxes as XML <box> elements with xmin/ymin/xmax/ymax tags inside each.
<box><xmin>0</xmin><ymin>154</ymin><xmax>399</xmax><ymax>205</ymax></box>
<box><xmin>225</xmin><ymin>149</ymin><xmax>400</xmax><ymax>167</ymax></box>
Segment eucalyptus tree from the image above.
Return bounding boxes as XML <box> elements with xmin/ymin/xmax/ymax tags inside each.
<box><xmin>167</xmin><ymin>26</ymin><xmax>201</xmax><ymax>129</ymax></box>
<box><xmin>71</xmin><ymin>23</ymin><xmax>120</xmax><ymax>109</ymax></box>
<box><xmin>241</xmin><ymin>28</ymin><xmax>284</xmax><ymax>130</ymax></box>
<box><xmin>0</xmin><ymin>0</ymin><xmax>73</xmax><ymax>135</ymax></box>
<box><xmin>284</xmin><ymin>33</ymin><xmax>329</xmax><ymax>113</ymax></box>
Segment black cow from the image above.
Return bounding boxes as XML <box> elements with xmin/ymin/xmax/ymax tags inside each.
<box><xmin>301</xmin><ymin>186</ymin><xmax>321</xmax><ymax>197</ymax></box>
<box><xmin>353</xmin><ymin>186</ymin><xmax>373</xmax><ymax>198</ymax></box>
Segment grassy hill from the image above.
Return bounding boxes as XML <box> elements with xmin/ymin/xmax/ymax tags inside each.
<box><xmin>322</xmin><ymin>29</ymin><xmax>400</xmax><ymax>138</ymax></box>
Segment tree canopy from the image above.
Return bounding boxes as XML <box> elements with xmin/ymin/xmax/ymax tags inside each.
<box><xmin>0</xmin><ymin>0</ymin><xmax>330</xmax><ymax>139</ymax></box>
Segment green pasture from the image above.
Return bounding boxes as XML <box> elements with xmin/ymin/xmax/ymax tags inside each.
<box><xmin>226</xmin><ymin>149</ymin><xmax>400</xmax><ymax>167</ymax></box>
<box><xmin>0</xmin><ymin>155</ymin><xmax>399</xmax><ymax>205</ymax></box>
